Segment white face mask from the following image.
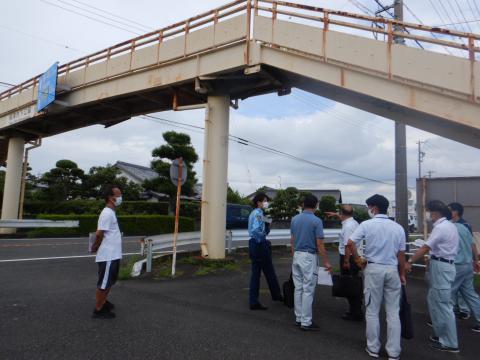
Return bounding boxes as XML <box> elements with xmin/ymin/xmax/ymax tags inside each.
<box><xmin>114</xmin><ymin>196</ymin><xmax>123</xmax><ymax>207</ymax></box>
<box><xmin>425</xmin><ymin>211</ymin><xmax>431</xmax><ymax>222</ymax></box>
<box><xmin>368</xmin><ymin>208</ymin><xmax>375</xmax><ymax>218</ymax></box>
<box><xmin>262</xmin><ymin>201</ymin><xmax>269</xmax><ymax>209</ymax></box>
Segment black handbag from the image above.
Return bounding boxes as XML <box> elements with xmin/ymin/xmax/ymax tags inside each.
<box><xmin>332</xmin><ymin>274</ymin><xmax>363</xmax><ymax>298</ymax></box>
<box><xmin>400</xmin><ymin>285</ymin><xmax>414</xmax><ymax>339</ymax></box>
<box><xmin>283</xmin><ymin>273</ymin><xmax>295</xmax><ymax>309</ymax></box>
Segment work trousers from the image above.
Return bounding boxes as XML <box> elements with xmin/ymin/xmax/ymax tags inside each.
<box><xmin>427</xmin><ymin>259</ymin><xmax>458</xmax><ymax>349</ymax></box>
<box><xmin>454</xmin><ymin>293</ymin><xmax>470</xmax><ymax>314</ymax></box>
<box><xmin>292</xmin><ymin>251</ymin><xmax>318</xmax><ymax>326</ymax></box>
<box><xmin>451</xmin><ymin>263</ymin><xmax>480</xmax><ymax>325</ymax></box>
<box><xmin>364</xmin><ymin>263</ymin><xmax>402</xmax><ymax>358</ymax></box>
<box><xmin>339</xmin><ymin>254</ymin><xmax>363</xmax><ymax>317</ymax></box>
<box><xmin>249</xmin><ymin>239</ymin><xmax>282</xmax><ymax>305</ymax></box>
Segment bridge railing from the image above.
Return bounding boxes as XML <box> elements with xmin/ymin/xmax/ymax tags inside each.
<box><xmin>1</xmin><ymin>0</ymin><xmax>479</xmax><ymax>103</ymax></box>
<box><xmin>0</xmin><ymin>0</ymin><xmax>250</xmax><ymax>102</ymax></box>
<box><xmin>255</xmin><ymin>0</ymin><xmax>479</xmax><ymax>53</ymax></box>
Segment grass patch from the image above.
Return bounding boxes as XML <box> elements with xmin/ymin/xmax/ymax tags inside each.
<box><xmin>118</xmin><ymin>256</ymin><xmax>142</xmax><ymax>281</ymax></box>
<box><xmin>157</xmin><ymin>266</ymin><xmax>184</xmax><ymax>278</ymax></box>
<box><xmin>474</xmin><ymin>274</ymin><xmax>480</xmax><ymax>288</ymax></box>
<box><xmin>194</xmin><ymin>267</ymin><xmax>215</xmax><ymax>276</ymax></box>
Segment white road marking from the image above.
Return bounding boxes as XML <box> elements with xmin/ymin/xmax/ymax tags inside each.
<box><xmin>0</xmin><ymin>252</ymin><xmax>142</xmax><ymax>263</ymax></box>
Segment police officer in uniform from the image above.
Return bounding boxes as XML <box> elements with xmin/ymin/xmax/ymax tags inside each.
<box><xmin>248</xmin><ymin>192</ymin><xmax>283</xmax><ymax>310</ymax></box>
<box><xmin>406</xmin><ymin>200</ymin><xmax>460</xmax><ymax>353</ymax></box>
<box><xmin>347</xmin><ymin>194</ymin><xmax>406</xmax><ymax>360</ymax></box>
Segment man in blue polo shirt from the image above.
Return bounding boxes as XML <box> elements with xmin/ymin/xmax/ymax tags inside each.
<box><xmin>290</xmin><ymin>194</ymin><xmax>332</xmax><ymax>331</ymax></box>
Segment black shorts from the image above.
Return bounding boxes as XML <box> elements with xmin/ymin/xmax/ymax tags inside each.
<box><xmin>97</xmin><ymin>259</ymin><xmax>120</xmax><ymax>290</ymax></box>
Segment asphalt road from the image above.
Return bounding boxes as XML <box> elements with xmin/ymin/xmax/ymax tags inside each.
<box><xmin>0</xmin><ymin>237</ymin><xmax>143</xmax><ymax>261</ymax></box>
<box><xmin>0</xmin><ymin>245</ymin><xmax>478</xmax><ymax>360</ymax></box>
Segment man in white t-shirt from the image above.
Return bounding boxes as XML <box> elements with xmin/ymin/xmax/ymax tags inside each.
<box><xmin>326</xmin><ymin>204</ymin><xmax>361</xmax><ymax>321</ymax></box>
<box><xmin>91</xmin><ymin>185</ymin><xmax>123</xmax><ymax>319</ymax></box>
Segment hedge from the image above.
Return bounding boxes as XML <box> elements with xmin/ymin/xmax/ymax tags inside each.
<box><xmin>24</xmin><ymin>201</ymin><xmax>170</xmax><ymax>216</ymax></box>
<box><xmin>180</xmin><ymin>202</ymin><xmax>201</xmax><ymax>220</ymax></box>
<box><xmin>27</xmin><ymin>214</ymin><xmax>194</xmax><ymax>238</ymax></box>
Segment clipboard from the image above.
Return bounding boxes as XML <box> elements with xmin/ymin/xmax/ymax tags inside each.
<box><xmin>317</xmin><ymin>266</ymin><xmax>333</xmax><ymax>286</ymax></box>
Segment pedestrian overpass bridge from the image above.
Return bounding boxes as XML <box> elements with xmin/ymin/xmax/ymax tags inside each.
<box><xmin>0</xmin><ymin>0</ymin><xmax>478</xmax><ymax>257</ymax></box>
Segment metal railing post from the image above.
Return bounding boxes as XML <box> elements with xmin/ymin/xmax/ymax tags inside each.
<box><xmin>226</xmin><ymin>230</ymin><xmax>233</xmax><ymax>254</ymax></box>
<box><xmin>146</xmin><ymin>239</ymin><xmax>153</xmax><ymax>273</ymax></box>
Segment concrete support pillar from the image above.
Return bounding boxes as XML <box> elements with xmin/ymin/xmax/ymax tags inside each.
<box><xmin>0</xmin><ymin>137</ymin><xmax>25</xmax><ymax>234</ymax></box>
<box><xmin>200</xmin><ymin>95</ymin><xmax>230</xmax><ymax>259</ymax></box>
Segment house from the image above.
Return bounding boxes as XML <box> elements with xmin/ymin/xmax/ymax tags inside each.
<box><xmin>113</xmin><ymin>161</ymin><xmax>158</xmax><ymax>185</ymax></box>
<box><xmin>246</xmin><ymin>187</ymin><xmax>342</xmax><ymax>203</ymax></box>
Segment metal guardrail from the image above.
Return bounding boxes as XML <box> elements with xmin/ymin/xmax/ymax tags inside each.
<box><xmin>406</xmin><ymin>241</ymin><xmax>428</xmax><ymax>269</ymax></box>
<box><xmin>142</xmin><ymin>228</ymin><xmax>341</xmax><ymax>272</ymax></box>
<box><xmin>1</xmin><ymin>0</ymin><xmax>478</xmax><ymax>102</ymax></box>
<box><xmin>0</xmin><ymin>219</ymin><xmax>79</xmax><ymax>228</ymax></box>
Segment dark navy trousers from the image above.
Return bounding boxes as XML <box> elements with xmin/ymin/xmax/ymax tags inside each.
<box><xmin>249</xmin><ymin>239</ymin><xmax>282</xmax><ymax>305</ymax></box>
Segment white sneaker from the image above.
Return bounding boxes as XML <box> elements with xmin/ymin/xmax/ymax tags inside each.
<box><xmin>365</xmin><ymin>347</ymin><xmax>379</xmax><ymax>358</ymax></box>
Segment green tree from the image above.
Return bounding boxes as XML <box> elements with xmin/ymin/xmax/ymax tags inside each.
<box><xmin>270</xmin><ymin>187</ymin><xmax>301</xmax><ymax>220</ymax></box>
<box><xmin>354</xmin><ymin>208</ymin><xmax>370</xmax><ymax>223</ymax></box>
<box><xmin>318</xmin><ymin>195</ymin><xmax>337</xmax><ymax>219</ymax></box>
<box><xmin>40</xmin><ymin>160</ymin><xmax>85</xmax><ymax>201</ymax></box>
<box><xmin>227</xmin><ymin>186</ymin><xmax>249</xmax><ymax>205</ymax></box>
<box><xmin>83</xmin><ymin>165</ymin><xmax>142</xmax><ymax>200</ymax></box>
<box><xmin>143</xmin><ymin>131</ymin><xmax>199</xmax><ymax>210</ymax></box>
<box><xmin>116</xmin><ymin>177</ymin><xmax>143</xmax><ymax>201</ymax></box>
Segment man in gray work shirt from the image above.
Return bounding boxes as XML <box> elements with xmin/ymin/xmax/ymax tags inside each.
<box><xmin>290</xmin><ymin>194</ymin><xmax>332</xmax><ymax>331</ymax></box>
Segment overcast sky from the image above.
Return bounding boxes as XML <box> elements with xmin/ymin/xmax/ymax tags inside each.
<box><xmin>1</xmin><ymin>0</ymin><xmax>479</xmax><ymax>204</ymax></box>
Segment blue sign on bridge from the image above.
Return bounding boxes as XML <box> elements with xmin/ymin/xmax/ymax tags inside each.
<box><xmin>37</xmin><ymin>62</ymin><xmax>58</xmax><ymax>111</ymax></box>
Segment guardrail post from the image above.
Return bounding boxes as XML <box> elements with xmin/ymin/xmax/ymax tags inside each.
<box><xmin>146</xmin><ymin>239</ymin><xmax>153</xmax><ymax>273</ymax></box>
<box><xmin>226</xmin><ymin>230</ymin><xmax>233</xmax><ymax>254</ymax></box>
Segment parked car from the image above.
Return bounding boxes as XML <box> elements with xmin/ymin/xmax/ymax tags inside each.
<box><xmin>226</xmin><ymin>204</ymin><xmax>252</xmax><ymax>229</ymax></box>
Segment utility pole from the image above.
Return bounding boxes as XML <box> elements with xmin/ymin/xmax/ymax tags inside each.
<box><xmin>417</xmin><ymin>140</ymin><xmax>425</xmax><ymax>179</ymax></box>
<box><xmin>393</xmin><ymin>0</ymin><xmax>408</xmax><ymax>235</ymax></box>
<box><xmin>427</xmin><ymin>170</ymin><xmax>435</xmax><ymax>178</ymax></box>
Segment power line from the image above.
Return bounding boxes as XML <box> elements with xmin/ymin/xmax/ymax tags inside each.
<box><xmin>453</xmin><ymin>0</ymin><xmax>474</xmax><ymax>33</ymax></box>
<box><xmin>40</xmin><ymin>0</ymin><xmax>141</xmax><ymax>35</ymax></box>
<box><xmin>53</xmin><ymin>0</ymin><xmax>151</xmax><ymax>33</ymax></box>
<box><xmin>292</xmin><ymin>92</ymin><xmax>388</xmax><ymax>133</ymax></box>
<box><xmin>470</xmin><ymin>0</ymin><xmax>480</xmax><ymax>19</ymax></box>
<box><xmin>0</xmin><ymin>24</ymin><xmax>81</xmax><ymax>52</ymax></box>
<box><xmin>141</xmin><ymin>113</ymin><xmax>402</xmax><ymax>188</ymax></box>
<box><xmin>371</xmin><ymin>0</ymin><xmax>424</xmax><ymax>49</ymax></box>
<box><xmin>427</xmin><ymin>0</ymin><xmax>466</xmax><ymax>53</ymax></box>
<box><xmin>437</xmin><ymin>0</ymin><xmax>468</xmax><ymax>44</ymax></box>
<box><xmin>67</xmin><ymin>0</ymin><xmax>154</xmax><ymax>31</ymax></box>
<box><xmin>291</xmin><ymin>94</ymin><xmax>375</xmax><ymax>132</ymax></box>
<box><xmin>0</xmin><ymin>81</ymin><xmax>15</xmax><ymax>88</ymax></box>
<box><xmin>347</xmin><ymin>0</ymin><xmax>375</xmax><ymax>16</ymax></box>
<box><xmin>435</xmin><ymin>19</ymin><xmax>480</xmax><ymax>27</ymax></box>
<box><xmin>403</xmin><ymin>1</ymin><xmax>453</xmax><ymax>55</ymax></box>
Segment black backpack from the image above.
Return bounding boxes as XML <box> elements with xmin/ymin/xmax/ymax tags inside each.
<box><xmin>283</xmin><ymin>273</ymin><xmax>294</xmax><ymax>308</ymax></box>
